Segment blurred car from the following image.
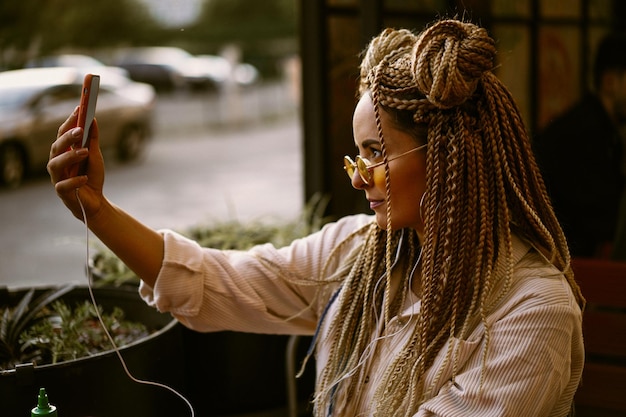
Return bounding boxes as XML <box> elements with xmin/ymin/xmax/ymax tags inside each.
<box><xmin>194</xmin><ymin>54</ymin><xmax>259</xmax><ymax>86</ymax></box>
<box><xmin>25</xmin><ymin>53</ymin><xmax>108</xmax><ymax>69</ymax></box>
<box><xmin>0</xmin><ymin>67</ymin><xmax>156</xmax><ymax>188</ymax></box>
<box><xmin>24</xmin><ymin>53</ymin><xmax>131</xmax><ymax>79</ymax></box>
<box><xmin>113</xmin><ymin>47</ymin><xmax>208</xmax><ymax>91</ymax></box>
<box><xmin>113</xmin><ymin>47</ymin><xmax>259</xmax><ymax>92</ymax></box>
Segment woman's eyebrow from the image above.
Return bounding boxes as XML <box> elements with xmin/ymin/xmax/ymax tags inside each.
<box><xmin>361</xmin><ymin>138</ymin><xmax>381</xmax><ymax>148</ymax></box>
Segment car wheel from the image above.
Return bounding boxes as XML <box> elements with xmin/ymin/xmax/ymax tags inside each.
<box><xmin>116</xmin><ymin>126</ymin><xmax>146</xmax><ymax>162</ymax></box>
<box><xmin>0</xmin><ymin>143</ymin><xmax>26</xmax><ymax>188</ymax></box>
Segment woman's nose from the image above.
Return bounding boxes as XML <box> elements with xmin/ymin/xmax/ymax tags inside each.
<box><xmin>350</xmin><ymin>169</ymin><xmax>368</xmax><ymax>189</ymax></box>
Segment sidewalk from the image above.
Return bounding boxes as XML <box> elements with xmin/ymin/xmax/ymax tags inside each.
<box><xmin>153</xmin><ymin>80</ymin><xmax>299</xmax><ymax>138</ymax></box>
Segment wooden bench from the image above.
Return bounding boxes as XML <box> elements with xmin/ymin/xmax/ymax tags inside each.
<box><xmin>571</xmin><ymin>257</ymin><xmax>626</xmax><ymax>417</ymax></box>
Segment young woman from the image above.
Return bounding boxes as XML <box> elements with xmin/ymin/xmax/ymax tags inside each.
<box><xmin>48</xmin><ymin>19</ymin><xmax>584</xmax><ymax>417</ymax></box>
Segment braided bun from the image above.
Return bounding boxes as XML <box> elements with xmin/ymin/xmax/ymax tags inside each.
<box><xmin>359</xmin><ymin>28</ymin><xmax>417</xmax><ymax>96</ymax></box>
<box><xmin>411</xmin><ymin>20</ymin><xmax>496</xmax><ymax>108</ymax></box>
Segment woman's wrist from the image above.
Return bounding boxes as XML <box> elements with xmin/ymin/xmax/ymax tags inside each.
<box><xmin>86</xmin><ymin>197</ymin><xmax>114</xmax><ymax>232</ymax></box>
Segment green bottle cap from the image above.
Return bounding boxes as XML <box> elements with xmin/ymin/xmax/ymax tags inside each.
<box><xmin>31</xmin><ymin>388</ymin><xmax>58</xmax><ymax>417</ymax></box>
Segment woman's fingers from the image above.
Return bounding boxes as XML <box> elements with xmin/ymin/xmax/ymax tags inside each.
<box><xmin>57</xmin><ymin>106</ymin><xmax>79</xmax><ymax>136</ymax></box>
<box><xmin>48</xmin><ymin>108</ymin><xmax>101</xmax><ymax>183</ymax></box>
<box><xmin>54</xmin><ymin>173</ymin><xmax>88</xmax><ymax>196</ymax></box>
<box><xmin>53</xmin><ymin>127</ymin><xmax>80</xmax><ymax>155</ymax></box>
<box><xmin>48</xmin><ymin>107</ymin><xmax>106</xmax><ymax>220</ymax></box>
<box><xmin>50</xmin><ymin>107</ymin><xmax>81</xmax><ymax>160</ymax></box>
<box><xmin>47</xmin><ymin>128</ymin><xmax>89</xmax><ymax>182</ymax></box>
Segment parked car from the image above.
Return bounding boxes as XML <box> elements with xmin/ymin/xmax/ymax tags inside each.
<box><xmin>194</xmin><ymin>54</ymin><xmax>260</xmax><ymax>86</ymax></box>
<box><xmin>112</xmin><ymin>47</ymin><xmax>209</xmax><ymax>91</ymax></box>
<box><xmin>25</xmin><ymin>53</ymin><xmax>108</xmax><ymax>69</ymax></box>
<box><xmin>24</xmin><ymin>53</ymin><xmax>131</xmax><ymax>80</ymax></box>
<box><xmin>0</xmin><ymin>67</ymin><xmax>156</xmax><ymax>188</ymax></box>
<box><xmin>113</xmin><ymin>47</ymin><xmax>259</xmax><ymax>92</ymax></box>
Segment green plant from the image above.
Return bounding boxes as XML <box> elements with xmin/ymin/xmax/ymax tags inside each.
<box><xmin>0</xmin><ymin>287</ymin><xmax>150</xmax><ymax>370</ymax></box>
<box><xmin>21</xmin><ymin>300</ymin><xmax>149</xmax><ymax>365</ymax></box>
<box><xmin>0</xmin><ymin>285</ymin><xmax>74</xmax><ymax>370</ymax></box>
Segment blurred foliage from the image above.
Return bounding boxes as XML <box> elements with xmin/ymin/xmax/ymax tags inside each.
<box><xmin>186</xmin><ymin>0</ymin><xmax>298</xmax><ymax>78</ymax></box>
<box><xmin>0</xmin><ymin>0</ymin><xmax>162</xmax><ymax>69</ymax></box>
<box><xmin>0</xmin><ymin>0</ymin><xmax>298</xmax><ymax>73</ymax></box>
<box><xmin>188</xmin><ymin>0</ymin><xmax>297</xmax><ymax>44</ymax></box>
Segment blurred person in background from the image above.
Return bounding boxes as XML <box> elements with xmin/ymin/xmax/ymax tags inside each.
<box><xmin>534</xmin><ymin>33</ymin><xmax>626</xmax><ymax>259</ymax></box>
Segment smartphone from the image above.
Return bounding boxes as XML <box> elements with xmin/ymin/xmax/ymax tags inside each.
<box><xmin>74</xmin><ymin>73</ymin><xmax>100</xmax><ymax>175</ymax></box>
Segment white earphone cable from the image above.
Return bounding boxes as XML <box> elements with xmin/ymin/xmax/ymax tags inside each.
<box><xmin>75</xmin><ymin>188</ymin><xmax>195</xmax><ymax>417</ymax></box>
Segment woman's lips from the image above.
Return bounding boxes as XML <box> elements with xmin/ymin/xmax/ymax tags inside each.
<box><xmin>369</xmin><ymin>199</ymin><xmax>384</xmax><ymax>210</ymax></box>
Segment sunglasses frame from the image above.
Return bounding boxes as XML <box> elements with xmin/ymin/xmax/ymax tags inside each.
<box><xmin>343</xmin><ymin>143</ymin><xmax>427</xmax><ymax>185</ymax></box>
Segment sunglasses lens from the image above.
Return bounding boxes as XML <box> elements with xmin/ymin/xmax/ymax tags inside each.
<box><xmin>344</xmin><ymin>157</ymin><xmax>356</xmax><ymax>178</ymax></box>
<box><xmin>356</xmin><ymin>157</ymin><xmax>371</xmax><ymax>184</ymax></box>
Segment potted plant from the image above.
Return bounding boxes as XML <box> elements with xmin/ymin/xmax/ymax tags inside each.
<box><xmin>0</xmin><ymin>285</ymin><xmax>187</xmax><ymax>417</ymax></box>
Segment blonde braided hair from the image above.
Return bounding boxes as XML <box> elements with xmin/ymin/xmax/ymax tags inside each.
<box><xmin>312</xmin><ymin>19</ymin><xmax>584</xmax><ymax>417</ymax></box>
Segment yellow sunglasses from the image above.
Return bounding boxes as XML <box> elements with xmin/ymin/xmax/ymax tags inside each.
<box><xmin>343</xmin><ymin>143</ymin><xmax>427</xmax><ymax>185</ymax></box>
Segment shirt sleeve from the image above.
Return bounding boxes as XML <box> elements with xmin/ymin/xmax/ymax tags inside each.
<box><xmin>139</xmin><ymin>214</ymin><xmax>373</xmax><ymax>335</ymax></box>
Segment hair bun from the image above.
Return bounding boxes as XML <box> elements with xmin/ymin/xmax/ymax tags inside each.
<box><xmin>359</xmin><ymin>28</ymin><xmax>417</xmax><ymax>96</ymax></box>
<box><xmin>411</xmin><ymin>20</ymin><xmax>496</xmax><ymax>109</ymax></box>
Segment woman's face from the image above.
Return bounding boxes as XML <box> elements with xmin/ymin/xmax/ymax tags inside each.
<box><xmin>351</xmin><ymin>94</ymin><xmax>427</xmax><ymax>234</ymax></box>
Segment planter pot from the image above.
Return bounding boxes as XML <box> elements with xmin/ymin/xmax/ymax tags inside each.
<box><xmin>0</xmin><ymin>286</ymin><xmax>187</xmax><ymax>417</ymax></box>
<box><xmin>1</xmin><ymin>285</ymin><xmax>317</xmax><ymax>417</ymax></box>
<box><xmin>181</xmin><ymin>330</ymin><xmax>316</xmax><ymax>416</ymax></box>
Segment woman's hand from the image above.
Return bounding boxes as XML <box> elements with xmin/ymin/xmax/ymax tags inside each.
<box><xmin>47</xmin><ymin>106</ymin><xmax>106</xmax><ymax>221</ymax></box>
<box><xmin>48</xmin><ymin>107</ymin><xmax>164</xmax><ymax>286</ymax></box>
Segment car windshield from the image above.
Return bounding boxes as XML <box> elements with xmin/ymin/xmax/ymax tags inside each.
<box><xmin>0</xmin><ymin>87</ymin><xmax>39</xmax><ymax>108</ymax></box>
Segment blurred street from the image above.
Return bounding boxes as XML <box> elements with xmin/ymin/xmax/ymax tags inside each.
<box><xmin>0</xmin><ymin>80</ymin><xmax>304</xmax><ymax>290</ymax></box>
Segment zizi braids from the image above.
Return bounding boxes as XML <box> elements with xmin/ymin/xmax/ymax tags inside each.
<box><xmin>312</xmin><ymin>19</ymin><xmax>584</xmax><ymax>417</ymax></box>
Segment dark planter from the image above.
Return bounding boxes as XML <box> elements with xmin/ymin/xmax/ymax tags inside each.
<box><xmin>0</xmin><ymin>286</ymin><xmax>187</xmax><ymax>417</ymax></box>
<box><xmin>181</xmin><ymin>330</ymin><xmax>315</xmax><ymax>416</ymax></box>
<box><xmin>1</xmin><ymin>286</ymin><xmax>316</xmax><ymax>417</ymax></box>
